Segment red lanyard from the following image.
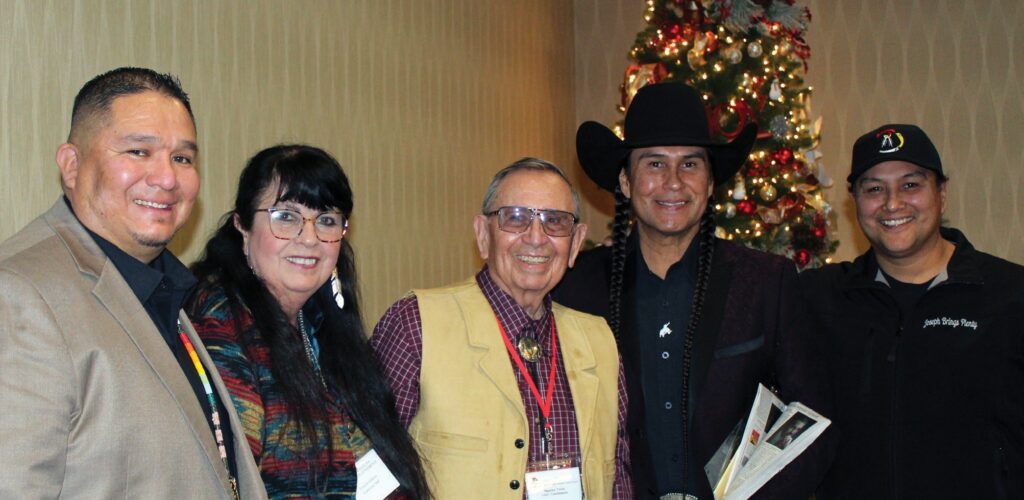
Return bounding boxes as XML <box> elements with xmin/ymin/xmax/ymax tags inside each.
<box><xmin>496</xmin><ymin>315</ymin><xmax>558</xmax><ymax>432</ymax></box>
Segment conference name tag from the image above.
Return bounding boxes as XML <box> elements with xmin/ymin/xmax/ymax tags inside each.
<box><xmin>356</xmin><ymin>449</ymin><xmax>400</xmax><ymax>500</ymax></box>
<box><xmin>525</xmin><ymin>466</ymin><xmax>582</xmax><ymax>499</ymax></box>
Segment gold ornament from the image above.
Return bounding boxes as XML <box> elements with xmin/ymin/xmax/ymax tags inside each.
<box><xmin>779</xmin><ymin>40</ymin><xmax>793</xmax><ymax>56</ymax></box>
<box><xmin>687</xmin><ymin>48</ymin><xmax>706</xmax><ymax>69</ymax></box>
<box><xmin>724</xmin><ymin>202</ymin><xmax>737</xmax><ymax>218</ymax></box>
<box><xmin>758</xmin><ymin>207</ymin><xmax>782</xmax><ymax>225</ymax></box>
<box><xmin>759</xmin><ymin>183</ymin><xmax>778</xmax><ymax>202</ymax></box>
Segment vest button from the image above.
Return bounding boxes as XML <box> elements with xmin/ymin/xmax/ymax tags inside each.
<box><xmin>510</xmin><ymin>479</ymin><xmax>521</xmax><ymax>490</ymax></box>
<box><xmin>515</xmin><ymin>438</ymin><xmax>525</xmax><ymax>449</ymax></box>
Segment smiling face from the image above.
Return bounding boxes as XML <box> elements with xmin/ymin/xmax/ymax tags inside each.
<box><xmin>621</xmin><ymin>145</ymin><xmax>714</xmax><ymax>247</ymax></box>
<box><xmin>57</xmin><ymin>90</ymin><xmax>199</xmax><ymax>262</ymax></box>
<box><xmin>473</xmin><ymin>170</ymin><xmax>587</xmax><ymax>317</ymax></box>
<box><xmin>853</xmin><ymin>160</ymin><xmax>947</xmax><ymax>264</ymax></box>
<box><xmin>239</xmin><ymin>183</ymin><xmax>342</xmax><ymax>320</ymax></box>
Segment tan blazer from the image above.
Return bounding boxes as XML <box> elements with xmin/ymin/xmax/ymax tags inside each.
<box><xmin>0</xmin><ymin>199</ymin><xmax>266</xmax><ymax>499</ymax></box>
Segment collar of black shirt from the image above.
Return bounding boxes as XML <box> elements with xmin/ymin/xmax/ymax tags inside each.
<box><xmin>636</xmin><ymin>230</ymin><xmax>700</xmax><ymax>283</ymax></box>
<box><xmin>63</xmin><ymin>196</ymin><xmax>197</xmax><ymax>308</ymax></box>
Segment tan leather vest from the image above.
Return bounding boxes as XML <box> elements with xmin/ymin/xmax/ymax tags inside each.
<box><xmin>410</xmin><ymin>278</ymin><xmax>620</xmax><ymax>498</ymax></box>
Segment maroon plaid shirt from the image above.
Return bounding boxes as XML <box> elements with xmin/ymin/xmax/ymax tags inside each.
<box><xmin>372</xmin><ymin>268</ymin><xmax>633</xmax><ymax>499</ymax></box>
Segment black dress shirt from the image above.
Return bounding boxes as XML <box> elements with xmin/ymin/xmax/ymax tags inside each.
<box><xmin>67</xmin><ymin>198</ymin><xmax>237</xmax><ymax>478</ymax></box>
<box><xmin>634</xmin><ymin>237</ymin><xmax>699</xmax><ymax>494</ymax></box>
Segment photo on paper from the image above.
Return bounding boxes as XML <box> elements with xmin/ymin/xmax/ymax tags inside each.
<box><xmin>766</xmin><ymin>412</ymin><xmax>814</xmax><ymax>450</ymax></box>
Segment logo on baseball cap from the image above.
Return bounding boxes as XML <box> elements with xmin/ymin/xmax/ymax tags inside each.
<box><xmin>848</xmin><ymin>124</ymin><xmax>943</xmax><ymax>184</ymax></box>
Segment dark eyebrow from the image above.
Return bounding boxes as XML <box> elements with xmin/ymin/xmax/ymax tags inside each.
<box><xmin>120</xmin><ymin>134</ymin><xmax>161</xmax><ymax>145</ymax></box>
<box><xmin>635</xmin><ymin>151</ymin><xmax>707</xmax><ymax>161</ymax></box>
<box><xmin>119</xmin><ymin>134</ymin><xmax>198</xmax><ymax>154</ymax></box>
<box><xmin>859</xmin><ymin>171</ymin><xmax>927</xmax><ymax>185</ymax></box>
<box><xmin>635</xmin><ymin>151</ymin><xmax>667</xmax><ymax>160</ymax></box>
<box><xmin>178</xmin><ymin>140</ymin><xmax>199</xmax><ymax>153</ymax></box>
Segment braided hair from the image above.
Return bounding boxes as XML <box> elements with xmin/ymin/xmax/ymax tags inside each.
<box><xmin>607</xmin><ymin>184</ymin><xmax>632</xmax><ymax>340</ymax></box>
<box><xmin>608</xmin><ymin>156</ymin><xmax>718</xmax><ymax>484</ymax></box>
<box><xmin>678</xmin><ymin>201</ymin><xmax>716</xmax><ymax>471</ymax></box>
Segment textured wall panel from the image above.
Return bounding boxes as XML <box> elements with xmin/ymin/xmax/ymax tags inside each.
<box><xmin>802</xmin><ymin>0</ymin><xmax>1023</xmax><ymax>263</ymax></box>
<box><xmin>572</xmin><ymin>0</ymin><xmax>646</xmax><ymax>239</ymax></box>
<box><xmin>0</xmin><ymin>0</ymin><xmax>576</xmax><ymax>321</ymax></box>
<box><xmin>574</xmin><ymin>0</ymin><xmax>1022</xmax><ymax>265</ymax></box>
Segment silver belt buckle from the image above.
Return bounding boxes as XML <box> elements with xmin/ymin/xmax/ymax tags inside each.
<box><xmin>659</xmin><ymin>494</ymin><xmax>698</xmax><ymax>500</ymax></box>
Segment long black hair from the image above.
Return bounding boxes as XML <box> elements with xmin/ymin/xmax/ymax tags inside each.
<box><xmin>607</xmin><ymin>153</ymin><xmax>717</xmax><ymax>473</ymax></box>
<box><xmin>189</xmin><ymin>144</ymin><xmax>428</xmax><ymax>498</ymax></box>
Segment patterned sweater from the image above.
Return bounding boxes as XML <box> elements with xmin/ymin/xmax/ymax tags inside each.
<box><xmin>188</xmin><ymin>281</ymin><xmax>372</xmax><ymax>499</ymax></box>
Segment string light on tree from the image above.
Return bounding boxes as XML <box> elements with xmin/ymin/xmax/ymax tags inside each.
<box><xmin>615</xmin><ymin>0</ymin><xmax>837</xmax><ymax>267</ymax></box>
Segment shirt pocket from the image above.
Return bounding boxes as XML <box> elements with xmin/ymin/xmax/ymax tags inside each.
<box><xmin>713</xmin><ymin>335</ymin><xmax>765</xmax><ymax>360</ymax></box>
<box><xmin>413</xmin><ymin>428</ymin><xmax>490</xmax><ymax>455</ymax></box>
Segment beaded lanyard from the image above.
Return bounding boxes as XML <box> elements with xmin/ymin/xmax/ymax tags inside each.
<box><xmin>177</xmin><ymin>319</ymin><xmax>239</xmax><ymax>500</ymax></box>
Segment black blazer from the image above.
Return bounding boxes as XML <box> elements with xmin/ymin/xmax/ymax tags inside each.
<box><xmin>554</xmin><ymin>237</ymin><xmax>836</xmax><ymax>499</ymax></box>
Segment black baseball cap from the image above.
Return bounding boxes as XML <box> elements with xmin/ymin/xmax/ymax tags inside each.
<box><xmin>848</xmin><ymin>124</ymin><xmax>943</xmax><ymax>184</ymax></box>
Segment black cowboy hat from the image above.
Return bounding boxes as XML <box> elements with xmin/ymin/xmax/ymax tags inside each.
<box><xmin>576</xmin><ymin>82</ymin><xmax>758</xmax><ymax>192</ymax></box>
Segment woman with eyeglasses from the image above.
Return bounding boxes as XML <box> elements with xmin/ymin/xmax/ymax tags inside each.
<box><xmin>186</xmin><ymin>145</ymin><xmax>428</xmax><ymax>499</ymax></box>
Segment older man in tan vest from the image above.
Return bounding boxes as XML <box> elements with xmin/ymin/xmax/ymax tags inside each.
<box><xmin>373</xmin><ymin>157</ymin><xmax>632</xmax><ymax>498</ymax></box>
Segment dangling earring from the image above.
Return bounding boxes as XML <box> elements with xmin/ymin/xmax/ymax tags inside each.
<box><xmin>330</xmin><ymin>269</ymin><xmax>345</xmax><ymax>309</ymax></box>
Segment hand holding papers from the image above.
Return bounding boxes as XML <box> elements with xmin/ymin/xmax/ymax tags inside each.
<box><xmin>705</xmin><ymin>384</ymin><xmax>831</xmax><ymax>500</ymax></box>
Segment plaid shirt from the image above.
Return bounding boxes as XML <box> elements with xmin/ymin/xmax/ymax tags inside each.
<box><xmin>372</xmin><ymin>268</ymin><xmax>633</xmax><ymax>499</ymax></box>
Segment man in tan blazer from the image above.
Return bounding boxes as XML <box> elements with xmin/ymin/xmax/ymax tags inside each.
<box><xmin>0</xmin><ymin>67</ymin><xmax>265</xmax><ymax>499</ymax></box>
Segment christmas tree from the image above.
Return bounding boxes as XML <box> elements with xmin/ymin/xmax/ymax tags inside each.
<box><xmin>616</xmin><ymin>0</ymin><xmax>836</xmax><ymax>268</ymax></box>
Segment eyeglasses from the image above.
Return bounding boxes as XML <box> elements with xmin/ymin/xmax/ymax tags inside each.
<box><xmin>484</xmin><ymin>206</ymin><xmax>578</xmax><ymax>237</ymax></box>
<box><xmin>257</xmin><ymin>207</ymin><xmax>348</xmax><ymax>243</ymax></box>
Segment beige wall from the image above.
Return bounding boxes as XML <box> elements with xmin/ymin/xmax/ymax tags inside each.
<box><xmin>804</xmin><ymin>0</ymin><xmax>1024</xmax><ymax>263</ymax></box>
<box><xmin>2</xmin><ymin>0</ymin><xmax>1021</xmax><ymax>322</ymax></box>
<box><xmin>0</xmin><ymin>0</ymin><xmax>576</xmax><ymax>321</ymax></box>
<box><xmin>573</xmin><ymin>0</ymin><xmax>1024</xmax><ymax>265</ymax></box>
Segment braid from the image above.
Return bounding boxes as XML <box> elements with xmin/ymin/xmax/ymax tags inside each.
<box><xmin>680</xmin><ymin>202</ymin><xmax>716</xmax><ymax>479</ymax></box>
<box><xmin>608</xmin><ymin>184</ymin><xmax>631</xmax><ymax>341</ymax></box>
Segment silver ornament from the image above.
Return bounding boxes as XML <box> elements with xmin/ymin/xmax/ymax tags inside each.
<box><xmin>747</xmin><ymin>41</ymin><xmax>763</xmax><ymax>58</ymax></box>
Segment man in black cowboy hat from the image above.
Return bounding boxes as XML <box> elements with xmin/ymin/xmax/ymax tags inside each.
<box><xmin>554</xmin><ymin>82</ymin><xmax>834</xmax><ymax>499</ymax></box>
<box><xmin>801</xmin><ymin>124</ymin><xmax>1024</xmax><ymax>499</ymax></box>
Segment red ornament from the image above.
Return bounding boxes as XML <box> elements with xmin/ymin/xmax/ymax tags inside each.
<box><xmin>683</xmin><ymin>25</ymin><xmax>696</xmax><ymax>41</ymax></box>
<box><xmin>704</xmin><ymin>31</ymin><xmax>719</xmax><ymax>53</ymax></box>
<box><xmin>813</xmin><ymin>213</ymin><xmax>825</xmax><ymax>227</ymax></box>
<box><xmin>736</xmin><ymin>200</ymin><xmax>757</xmax><ymax>216</ymax></box>
<box><xmin>812</xmin><ymin>226</ymin><xmax>826</xmax><ymax>239</ymax></box>
<box><xmin>622</xmin><ymin>63</ymin><xmax>667</xmax><ymax>110</ymax></box>
<box><xmin>746</xmin><ymin>159</ymin><xmax>767</xmax><ymax>178</ymax></box>
<box><xmin>784</xmin><ymin>160</ymin><xmax>804</xmax><ymax>174</ymax></box>
<box><xmin>772</xmin><ymin>147</ymin><xmax>794</xmax><ymax>165</ymax></box>
<box><xmin>777</xmin><ymin>193</ymin><xmax>805</xmax><ymax>220</ymax></box>
<box><xmin>794</xmin><ymin>249</ymin><xmax>812</xmax><ymax>268</ymax></box>
<box><xmin>681</xmin><ymin>0</ymin><xmax>704</xmax><ymax>27</ymax></box>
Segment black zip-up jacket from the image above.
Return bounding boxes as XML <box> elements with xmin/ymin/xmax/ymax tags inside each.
<box><xmin>800</xmin><ymin>227</ymin><xmax>1024</xmax><ymax>499</ymax></box>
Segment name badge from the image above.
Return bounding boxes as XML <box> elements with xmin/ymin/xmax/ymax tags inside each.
<box><xmin>356</xmin><ymin>449</ymin><xmax>400</xmax><ymax>500</ymax></box>
<box><xmin>525</xmin><ymin>466</ymin><xmax>582</xmax><ymax>499</ymax></box>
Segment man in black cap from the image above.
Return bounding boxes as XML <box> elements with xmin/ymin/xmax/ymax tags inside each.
<box><xmin>801</xmin><ymin>124</ymin><xmax>1024</xmax><ymax>499</ymax></box>
<box><xmin>555</xmin><ymin>82</ymin><xmax>834</xmax><ymax>499</ymax></box>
